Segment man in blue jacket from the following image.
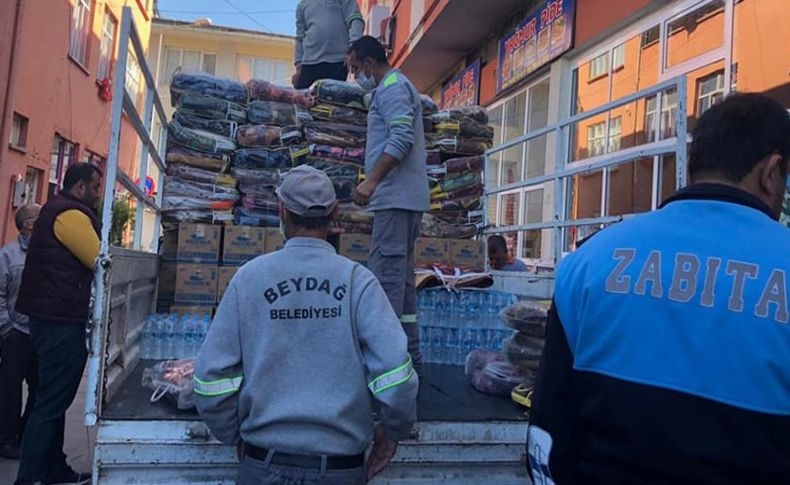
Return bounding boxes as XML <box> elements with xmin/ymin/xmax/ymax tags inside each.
<box><xmin>528</xmin><ymin>93</ymin><xmax>790</xmax><ymax>483</ymax></box>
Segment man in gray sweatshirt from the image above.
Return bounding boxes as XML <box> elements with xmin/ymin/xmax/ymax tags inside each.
<box><xmin>293</xmin><ymin>0</ymin><xmax>365</xmax><ymax>89</ymax></box>
<box><xmin>349</xmin><ymin>36</ymin><xmax>430</xmax><ymax>364</ymax></box>
<box><xmin>194</xmin><ymin>165</ymin><xmax>418</xmax><ymax>485</ymax></box>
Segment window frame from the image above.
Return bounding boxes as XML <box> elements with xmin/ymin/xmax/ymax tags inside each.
<box><xmin>159</xmin><ymin>47</ymin><xmax>218</xmax><ymax>85</ymax></box>
<box><xmin>49</xmin><ymin>135</ymin><xmax>79</xmax><ymax>193</ymax></box>
<box><xmin>69</xmin><ymin>0</ymin><xmax>93</xmax><ymax>68</ymax></box>
<box><xmin>236</xmin><ymin>55</ymin><xmax>292</xmax><ymax>85</ymax></box>
<box><xmin>696</xmin><ymin>70</ymin><xmax>725</xmax><ymax>115</ymax></box>
<box><xmin>10</xmin><ymin>112</ymin><xmax>28</xmax><ymax>151</ymax></box>
<box><xmin>97</xmin><ymin>9</ymin><xmax>118</xmax><ymax>81</ymax></box>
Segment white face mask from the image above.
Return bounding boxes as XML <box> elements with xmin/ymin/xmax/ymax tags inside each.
<box><xmin>355</xmin><ymin>72</ymin><xmax>377</xmax><ymax>91</ymax></box>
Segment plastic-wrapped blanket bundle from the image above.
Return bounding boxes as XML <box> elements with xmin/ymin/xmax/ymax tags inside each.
<box><xmin>166</xmin><ymin>145</ymin><xmax>229</xmax><ymax>172</ymax></box>
<box><xmin>431</xmin><ymin>172</ymin><xmax>482</xmax><ymax>195</ymax></box>
<box><xmin>421</xmin><ymin>213</ymin><xmax>478</xmax><ymax>239</ymax></box>
<box><xmin>231</xmin><ymin>167</ymin><xmax>280</xmax><ymax>186</ymax></box>
<box><xmin>175</xmin><ymin>94</ymin><xmax>247</xmax><ymax>124</ymax></box>
<box><xmin>164</xmin><ymin>176</ymin><xmax>237</xmax><ymax>201</ymax></box>
<box><xmin>310</xmin><ymin>104</ymin><xmax>367</xmax><ymax>125</ymax></box>
<box><xmin>431</xmin><ymin>106</ymin><xmax>490</xmax><ymax>125</ymax></box>
<box><xmin>247</xmin><ymin>100</ymin><xmax>313</xmax><ymax>126</ymax></box>
<box><xmin>170</xmin><ymin>70</ymin><xmax>248</xmax><ymax>106</ymax></box>
<box><xmin>500</xmin><ymin>302</ymin><xmax>548</xmax><ymax>337</ymax></box>
<box><xmin>465</xmin><ymin>349</ymin><xmax>533</xmax><ymax>397</ymax></box>
<box><xmin>166</xmin><ymin>163</ymin><xmax>236</xmax><ymax>186</ymax></box>
<box><xmin>430</xmin><ymin>195</ymin><xmax>481</xmax><ymax>212</ymax></box>
<box><xmin>308</xmin><ymin>144</ymin><xmax>365</xmax><ymax>166</ymax></box>
<box><xmin>173</xmin><ymin>111</ymin><xmax>238</xmax><ymax>139</ymax></box>
<box><xmin>503</xmin><ymin>333</ymin><xmax>545</xmax><ymax>372</ymax></box>
<box><xmin>169</xmin><ymin>118</ymin><xmax>237</xmax><ymax>155</ymax></box>
<box><xmin>420</xmin><ymin>95</ymin><xmax>438</xmax><ymax>115</ymax></box>
<box><xmin>311</xmin><ymin>79</ymin><xmax>368</xmax><ymax>111</ymax></box>
<box><xmin>163</xmin><ymin>196</ymin><xmax>234</xmax><ymax>212</ymax></box>
<box><xmin>427</xmin><ymin>134</ymin><xmax>492</xmax><ymax>156</ymax></box>
<box><xmin>233</xmin><ymin>147</ymin><xmax>305</xmax><ymax>170</ymax></box>
<box><xmin>434</xmin><ymin>120</ymin><xmax>494</xmax><ymax>141</ymax></box>
<box><xmin>304</xmin><ymin>121</ymin><xmax>366</xmax><ymax>148</ymax></box>
<box><xmin>234</xmin><ymin>207</ymin><xmax>280</xmax><ymax>227</ymax></box>
<box><xmin>246</xmin><ymin>80</ymin><xmax>315</xmax><ymax>108</ymax></box>
<box><xmin>236</xmin><ymin>124</ymin><xmax>302</xmax><ymax>148</ymax></box>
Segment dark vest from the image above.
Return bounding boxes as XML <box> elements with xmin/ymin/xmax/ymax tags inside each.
<box><xmin>16</xmin><ymin>193</ymin><xmax>101</xmax><ymax>323</ymax></box>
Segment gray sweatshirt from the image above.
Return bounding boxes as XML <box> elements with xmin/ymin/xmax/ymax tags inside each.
<box><xmin>295</xmin><ymin>0</ymin><xmax>365</xmax><ymax>66</ymax></box>
<box><xmin>365</xmin><ymin>69</ymin><xmax>430</xmax><ymax>213</ymax></box>
<box><xmin>0</xmin><ymin>236</ymin><xmax>30</xmax><ymax>337</ymax></box>
<box><xmin>194</xmin><ymin>237</ymin><xmax>418</xmax><ymax>455</ymax></box>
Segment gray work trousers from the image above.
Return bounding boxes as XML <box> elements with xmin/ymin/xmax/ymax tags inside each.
<box><xmin>368</xmin><ymin>209</ymin><xmax>422</xmax><ymax>363</ymax></box>
<box><xmin>237</xmin><ymin>453</ymin><xmax>365</xmax><ymax>485</ymax></box>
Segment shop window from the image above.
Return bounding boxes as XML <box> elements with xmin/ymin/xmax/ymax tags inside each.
<box><xmin>666</xmin><ymin>0</ymin><xmax>726</xmax><ymax>69</ymax></box>
<box><xmin>69</xmin><ymin>0</ymin><xmax>91</xmax><ymax>66</ymax></box>
<box><xmin>236</xmin><ymin>56</ymin><xmax>292</xmax><ymax>85</ymax></box>
<box><xmin>645</xmin><ymin>89</ymin><xmax>678</xmax><ymax>142</ymax></box>
<box><xmin>487</xmin><ymin>105</ymin><xmax>503</xmax><ymax>187</ymax></box>
<box><xmin>697</xmin><ymin>71</ymin><xmax>725</xmax><ymax>115</ymax></box>
<box><xmin>97</xmin><ymin>11</ymin><xmax>117</xmax><ymax>81</ymax></box>
<box><xmin>589</xmin><ymin>52</ymin><xmax>609</xmax><ymax>80</ymax></box>
<box><xmin>160</xmin><ymin>48</ymin><xmax>217</xmax><ymax>85</ymax></box>
<box><xmin>49</xmin><ymin>135</ymin><xmax>78</xmax><ymax>196</ymax></box>
<box><xmin>10</xmin><ymin>113</ymin><xmax>28</xmax><ymax>150</ymax></box>
<box><xmin>612</xmin><ymin>44</ymin><xmax>625</xmax><ymax>70</ymax></box>
<box><xmin>501</xmin><ymin>92</ymin><xmax>527</xmax><ymax>184</ymax></box>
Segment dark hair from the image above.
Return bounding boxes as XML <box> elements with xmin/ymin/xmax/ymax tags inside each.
<box><xmin>487</xmin><ymin>235</ymin><xmax>507</xmax><ymax>252</ymax></box>
<box><xmin>286</xmin><ymin>209</ymin><xmax>333</xmax><ymax>231</ymax></box>
<box><xmin>62</xmin><ymin>163</ymin><xmax>103</xmax><ymax>192</ymax></box>
<box><xmin>14</xmin><ymin>206</ymin><xmax>27</xmax><ymax>230</ymax></box>
<box><xmin>349</xmin><ymin>35</ymin><xmax>388</xmax><ymax>64</ymax></box>
<box><xmin>689</xmin><ymin>93</ymin><xmax>790</xmax><ymax>182</ymax></box>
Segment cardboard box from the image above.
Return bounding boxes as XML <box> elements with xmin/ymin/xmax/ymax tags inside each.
<box><xmin>174</xmin><ymin>264</ymin><xmax>219</xmax><ymax>305</ymax></box>
<box><xmin>160</xmin><ymin>228</ymin><xmax>178</xmax><ymax>262</ymax></box>
<box><xmin>339</xmin><ymin>234</ymin><xmax>371</xmax><ymax>263</ymax></box>
<box><xmin>264</xmin><ymin>228</ymin><xmax>285</xmax><ymax>254</ymax></box>
<box><xmin>169</xmin><ymin>305</ymin><xmax>214</xmax><ymax>317</ymax></box>
<box><xmin>158</xmin><ymin>262</ymin><xmax>178</xmax><ymax>301</ymax></box>
<box><xmin>222</xmin><ymin>226</ymin><xmax>266</xmax><ymax>266</ymax></box>
<box><xmin>449</xmin><ymin>239</ymin><xmax>485</xmax><ymax>270</ymax></box>
<box><xmin>217</xmin><ymin>266</ymin><xmax>239</xmax><ymax>302</ymax></box>
<box><xmin>177</xmin><ymin>224</ymin><xmax>222</xmax><ymax>263</ymax></box>
<box><xmin>415</xmin><ymin>238</ymin><xmax>450</xmax><ymax>266</ymax></box>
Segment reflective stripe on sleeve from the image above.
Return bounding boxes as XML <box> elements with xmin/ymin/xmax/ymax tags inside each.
<box><xmin>368</xmin><ymin>357</ymin><xmax>414</xmax><ymax>395</ymax></box>
<box><xmin>388</xmin><ymin>115</ymin><xmax>413</xmax><ymax>127</ymax></box>
<box><xmin>400</xmin><ymin>314</ymin><xmax>417</xmax><ymax>324</ymax></box>
<box><xmin>193</xmin><ymin>375</ymin><xmax>244</xmax><ymax>397</ymax></box>
<box><xmin>346</xmin><ymin>13</ymin><xmax>364</xmax><ymax>25</ymax></box>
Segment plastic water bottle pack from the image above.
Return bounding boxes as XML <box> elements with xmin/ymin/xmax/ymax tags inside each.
<box><xmin>418</xmin><ymin>289</ymin><xmax>517</xmax><ymax>365</ymax></box>
<box><xmin>140</xmin><ymin>313</ymin><xmax>211</xmax><ymax>360</ymax></box>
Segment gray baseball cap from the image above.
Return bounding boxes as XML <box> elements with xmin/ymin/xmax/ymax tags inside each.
<box><xmin>276</xmin><ymin>165</ymin><xmax>337</xmax><ymax>217</ymax></box>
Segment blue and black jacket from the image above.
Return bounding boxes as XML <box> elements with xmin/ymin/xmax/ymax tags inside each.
<box><xmin>528</xmin><ymin>184</ymin><xmax>790</xmax><ymax>484</ymax></box>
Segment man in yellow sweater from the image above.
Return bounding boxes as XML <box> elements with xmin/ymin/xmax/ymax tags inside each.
<box><xmin>14</xmin><ymin>163</ymin><xmax>102</xmax><ymax>485</ymax></box>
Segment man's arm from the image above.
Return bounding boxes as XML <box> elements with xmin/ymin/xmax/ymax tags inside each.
<box><xmin>342</xmin><ymin>0</ymin><xmax>365</xmax><ymax>44</ymax></box>
<box><xmin>0</xmin><ymin>251</ymin><xmax>13</xmax><ymax>338</ymax></box>
<box><xmin>294</xmin><ymin>2</ymin><xmax>305</xmax><ymax>68</ymax></box>
<box><xmin>194</xmin><ymin>282</ymin><xmax>244</xmax><ymax>444</ymax></box>
<box><xmin>54</xmin><ymin>210</ymin><xmax>100</xmax><ymax>269</ymax></box>
<box><xmin>527</xmin><ymin>301</ymin><xmax>579</xmax><ymax>484</ymax></box>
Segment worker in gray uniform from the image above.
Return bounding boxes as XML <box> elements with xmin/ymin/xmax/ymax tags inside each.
<box><xmin>194</xmin><ymin>165</ymin><xmax>418</xmax><ymax>485</ymax></box>
<box><xmin>293</xmin><ymin>0</ymin><xmax>365</xmax><ymax>89</ymax></box>
<box><xmin>349</xmin><ymin>36</ymin><xmax>430</xmax><ymax>365</ymax></box>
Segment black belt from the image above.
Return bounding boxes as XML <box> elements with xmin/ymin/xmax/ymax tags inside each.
<box><xmin>245</xmin><ymin>444</ymin><xmax>364</xmax><ymax>470</ymax></box>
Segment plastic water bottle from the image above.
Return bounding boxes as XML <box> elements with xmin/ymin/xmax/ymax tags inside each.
<box><xmin>162</xmin><ymin>315</ymin><xmax>176</xmax><ymax>360</ymax></box>
<box><xmin>149</xmin><ymin>315</ymin><xmax>164</xmax><ymax>360</ymax></box>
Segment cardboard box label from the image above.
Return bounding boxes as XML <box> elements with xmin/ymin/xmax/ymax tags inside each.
<box><xmin>223</xmin><ymin>226</ymin><xmax>266</xmax><ymax>265</ymax></box>
<box><xmin>217</xmin><ymin>266</ymin><xmax>239</xmax><ymax>302</ymax></box>
<box><xmin>339</xmin><ymin>234</ymin><xmax>371</xmax><ymax>263</ymax></box>
<box><xmin>178</xmin><ymin>224</ymin><xmax>221</xmax><ymax>263</ymax></box>
<box><xmin>415</xmin><ymin>238</ymin><xmax>450</xmax><ymax>266</ymax></box>
<box><xmin>264</xmin><ymin>228</ymin><xmax>285</xmax><ymax>254</ymax></box>
<box><xmin>449</xmin><ymin>239</ymin><xmax>484</xmax><ymax>270</ymax></box>
<box><xmin>175</xmin><ymin>264</ymin><xmax>219</xmax><ymax>304</ymax></box>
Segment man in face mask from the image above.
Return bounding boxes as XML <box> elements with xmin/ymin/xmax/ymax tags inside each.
<box><xmin>348</xmin><ymin>36</ymin><xmax>430</xmax><ymax>364</ymax></box>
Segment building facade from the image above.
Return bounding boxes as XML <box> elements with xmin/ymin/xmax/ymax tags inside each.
<box><xmin>363</xmin><ymin>0</ymin><xmax>790</xmax><ymax>263</ymax></box>
<box><xmin>0</xmin><ymin>0</ymin><xmax>155</xmax><ymax>245</ymax></box>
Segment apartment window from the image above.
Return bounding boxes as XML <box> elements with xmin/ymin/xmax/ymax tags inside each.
<box><xmin>645</xmin><ymin>89</ymin><xmax>678</xmax><ymax>142</ymax></box>
<box><xmin>24</xmin><ymin>167</ymin><xmax>42</xmax><ymax>205</ymax></box>
<box><xmin>85</xmin><ymin>151</ymin><xmax>105</xmax><ymax>169</ymax></box>
<box><xmin>69</xmin><ymin>0</ymin><xmax>91</xmax><ymax>66</ymax></box>
<box><xmin>589</xmin><ymin>52</ymin><xmax>609</xmax><ymax>80</ymax></box>
<box><xmin>10</xmin><ymin>113</ymin><xmax>28</xmax><ymax>150</ymax></box>
<box><xmin>160</xmin><ymin>48</ymin><xmax>217</xmax><ymax>85</ymax></box>
<box><xmin>49</xmin><ymin>135</ymin><xmax>78</xmax><ymax>195</ymax></box>
<box><xmin>97</xmin><ymin>11</ymin><xmax>117</xmax><ymax>81</ymax></box>
<box><xmin>697</xmin><ymin>71</ymin><xmax>725</xmax><ymax>115</ymax></box>
<box><xmin>612</xmin><ymin>44</ymin><xmax>625</xmax><ymax>70</ymax></box>
<box><xmin>236</xmin><ymin>56</ymin><xmax>291</xmax><ymax>85</ymax></box>
<box><xmin>587</xmin><ymin>117</ymin><xmax>622</xmax><ymax>157</ymax></box>
<box><xmin>126</xmin><ymin>53</ymin><xmax>141</xmax><ymax>97</ymax></box>
<box><xmin>640</xmin><ymin>25</ymin><xmax>660</xmax><ymax>48</ymax></box>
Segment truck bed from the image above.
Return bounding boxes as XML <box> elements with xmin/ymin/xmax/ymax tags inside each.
<box><xmin>104</xmin><ymin>360</ymin><xmax>526</xmax><ymax>422</ymax></box>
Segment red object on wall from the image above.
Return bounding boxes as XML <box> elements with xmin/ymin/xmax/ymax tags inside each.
<box><xmin>98</xmin><ymin>78</ymin><xmax>113</xmax><ymax>102</ymax></box>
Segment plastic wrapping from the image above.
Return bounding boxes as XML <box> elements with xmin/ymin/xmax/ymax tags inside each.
<box><xmin>170</xmin><ymin>70</ymin><xmax>248</xmax><ymax>106</ymax></box>
<box><xmin>302</xmin><ymin>158</ymin><xmax>364</xmax><ymax>180</ymax></box>
<box><xmin>430</xmin><ymin>195</ymin><xmax>482</xmax><ymax>212</ymax></box>
<box><xmin>163</xmin><ymin>196</ymin><xmax>235</xmax><ymax>211</ymax></box>
<box><xmin>231</xmin><ymin>167</ymin><xmax>280</xmax><ymax>186</ymax></box>
<box><xmin>431</xmin><ymin>106</ymin><xmax>490</xmax><ymax>125</ymax></box>
<box><xmin>236</xmin><ymin>124</ymin><xmax>303</xmax><ymax>148</ymax></box>
<box><xmin>173</xmin><ymin>111</ymin><xmax>238</xmax><ymax>139</ymax></box>
<box><xmin>169</xmin><ymin>119</ymin><xmax>237</xmax><ymax>154</ymax></box>
<box><xmin>166</xmin><ymin>163</ymin><xmax>236</xmax><ymax>186</ymax></box>
<box><xmin>234</xmin><ymin>207</ymin><xmax>280</xmax><ymax>227</ymax></box>
<box><xmin>309</xmin><ymin>144</ymin><xmax>365</xmax><ymax>166</ymax></box>
<box><xmin>503</xmin><ymin>333</ymin><xmax>546</xmax><ymax>371</ymax></box>
<box><xmin>162</xmin><ymin>209</ymin><xmax>234</xmax><ymax>228</ymax></box>
<box><xmin>141</xmin><ymin>359</ymin><xmax>196</xmax><ymax>410</ymax></box>
<box><xmin>246</xmin><ymin>79</ymin><xmax>315</xmax><ymax>108</ymax></box>
<box><xmin>310</xmin><ymin>104</ymin><xmax>368</xmax><ymax>125</ymax></box>
<box><xmin>464</xmin><ymin>349</ymin><xmax>527</xmax><ymax>397</ymax></box>
<box><xmin>166</xmin><ymin>145</ymin><xmax>230</xmax><ymax>171</ymax></box>
<box><xmin>431</xmin><ymin>172</ymin><xmax>482</xmax><ymax>194</ymax></box>
<box><xmin>431</xmin><ymin>185</ymin><xmax>483</xmax><ymax>202</ymax></box>
<box><xmin>311</xmin><ymin>79</ymin><xmax>368</xmax><ymax>110</ymax></box>
<box><xmin>433</xmin><ymin>120</ymin><xmax>494</xmax><ymax>141</ymax></box>
<box><xmin>304</xmin><ymin>121</ymin><xmax>367</xmax><ymax>148</ymax></box>
<box><xmin>247</xmin><ymin>100</ymin><xmax>313</xmax><ymax>126</ymax></box>
<box><xmin>427</xmin><ymin>135</ymin><xmax>492</xmax><ymax>155</ymax></box>
<box><xmin>176</xmin><ymin>94</ymin><xmax>247</xmax><ymax>123</ymax></box>
<box><xmin>233</xmin><ymin>147</ymin><xmax>304</xmax><ymax>170</ymax></box>
<box><xmin>426</xmin><ymin>149</ymin><xmax>443</xmax><ymax>166</ymax></box>
<box><xmin>331</xmin><ymin>220</ymin><xmax>372</xmax><ymax>234</ymax></box>
<box><xmin>421</xmin><ymin>213</ymin><xmax>478</xmax><ymax>239</ymax></box>
<box><xmin>241</xmin><ymin>194</ymin><xmax>279</xmax><ymax>212</ymax></box>
<box><xmin>164</xmin><ymin>176</ymin><xmax>238</xmax><ymax>201</ymax></box>
<box><xmin>420</xmin><ymin>94</ymin><xmax>438</xmax><ymax>115</ymax></box>
<box><xmin>500</xmin><ymin>302</ymin><xmax>548</xmax><ymax>336</ymax></box>
<box><xmin>441</xmin><ymin>155</ymin><xmax>485</xmax><ymax>175</ymax></box>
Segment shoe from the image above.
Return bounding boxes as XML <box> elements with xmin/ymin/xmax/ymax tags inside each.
<box><xmin>42</xmin><ymin>467</ymin><xmax>91</xmax><ymax>485</ymax></box>
<box><xmin>0</xmin><ymin>442</ymin><xmax>20</xmax><ymax>459</ymax></box>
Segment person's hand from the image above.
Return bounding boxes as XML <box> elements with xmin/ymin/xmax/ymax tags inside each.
<box><xmin>353</xmin><ymin>178</ymin><xmax>377</xmax><ymax>206</ymax></box>
<box><xmin>292</xmin><ymin>67</ymin><xmax>301</xmax><ymax>88</ymax></box>
<box><xmin>365</xmin><ymin>424</ymin><xmax>398</xmax><ymax>481</ymax></box>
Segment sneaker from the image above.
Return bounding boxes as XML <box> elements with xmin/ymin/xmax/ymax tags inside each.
<box><xmin>0</xmin><ymin>442</ymin><xmax>21</xmax><ymax>459</ymax></box>
<box><xmin>42</xmin><ymin>468</ymin><xmax>91</xmax><ymax>485</ymax></box>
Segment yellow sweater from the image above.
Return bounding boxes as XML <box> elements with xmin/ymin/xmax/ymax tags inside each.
<box><xmin>54</xmin><ymin>210</ymin><xmax>100</xmax><ymax>268</ymax></box>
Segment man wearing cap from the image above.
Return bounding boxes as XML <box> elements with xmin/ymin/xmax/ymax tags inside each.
<box><xmin>194</xmin><ymin>165</ymin><xmax>418</xmax><ymax>485</ymax></box>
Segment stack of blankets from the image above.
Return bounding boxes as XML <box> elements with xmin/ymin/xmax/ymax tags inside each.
<box><xmin>422</xmin><ymin>105</ymin><xmax>493</xmax><ymax>240</ymax></box>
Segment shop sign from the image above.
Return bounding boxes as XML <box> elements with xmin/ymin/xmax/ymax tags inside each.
<box><xmin>497</xmin><ymin>0</ymin><xmax>576</xmax><ymax>93</ymax></box>
<box><xmin>441</xmin><ymin>60</ymin><xmax>481</xmax><ymax>109</ymax></box>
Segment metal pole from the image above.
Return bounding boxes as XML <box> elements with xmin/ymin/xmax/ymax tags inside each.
<box><xmin>675</xmin><ymin>76</ymin><xmax>688</xmax><ymax>189</ymax></box>
<box><xmin>133</xmin><ymin>86</ymin><xmax>154</xmax><ymax>249</ymax></box>
<box><xmin>552</xmin><ymin>125</ymin><xmax>565</xmax><ymax>264</ymax></box>
<box><xmin>85</xmin><ymin>6</ymin><xmax>132</xmax><ymax>427</ymax></box>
